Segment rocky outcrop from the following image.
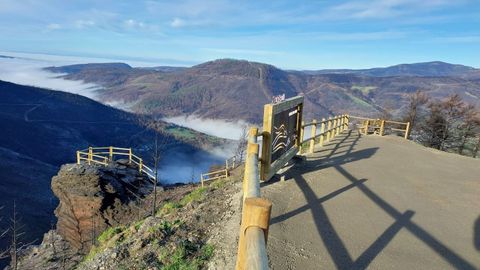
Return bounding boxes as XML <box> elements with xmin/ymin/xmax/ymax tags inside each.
<box><xmin>52</xmin><ymin>159</ymin><xmax>156</xmax><ymax>253</ymax></box>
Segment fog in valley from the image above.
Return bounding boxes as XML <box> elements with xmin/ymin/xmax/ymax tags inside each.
<box><xmin>0</xmin><ymin>52</ymin><xmax>246</xmax><ymax>185</ymax></box>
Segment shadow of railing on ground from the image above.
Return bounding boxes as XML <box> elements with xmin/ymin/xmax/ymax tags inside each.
<box><xmin>270</xmin><ymin>130</ymin><xmax>477</xmax><ymax>270</ymax></box>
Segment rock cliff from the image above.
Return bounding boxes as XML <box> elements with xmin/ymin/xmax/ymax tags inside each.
<box><xmin>51</xmin><ymin>159</ymin><xmax>155</xmax><ymax>253</ymax></box>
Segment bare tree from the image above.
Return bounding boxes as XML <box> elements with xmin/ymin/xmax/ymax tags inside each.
<box><xmin>8</xmin><ymin>201</ymin><xmax>25</xmax><ymax>270</ymax></box>
<box><xmin>403</xmin><ymin>90</ymin><xmax>429</xmax><ymax>138</ymax></box>
<box><xmin>152</xmin><ymin>132</ymin><xmax>161</xmax><ymax>216</ymax></box>
<box><xmin>0</xmin><ymin>206</ymin><xmax>9</xmax><ymax>260</ymax></box>
<box><xmin>458</xmin><ymin>105</ymin><xmax>480</xmax><ymax>155</ymax></box>
<box><xmin>419</xmin><ymin>101</ymin><xmax>447</xmax><ymax>149</ymax></box>
<box><xmin>234</xmin><ymin>125</ymin><xmax>248</xmax><ymax>163</ymax></box>
<box><xmin>473</xmin><ymin>136</ymin><xmax>480</xmax><ymax>158</ymax></box>
<box><xmin>439</xmin><ymin>94</ymin><xmax>466</xmax><ymax>151</ymax></box>
<box><xmin>419</xmin><ymin>94</ymin><xmax>480</xmax><ymax>155</ymax></box>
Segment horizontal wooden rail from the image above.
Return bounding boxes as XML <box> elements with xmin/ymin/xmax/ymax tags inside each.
<box><xmin>299</xmin><ymin>114</ymin><xmax>349</xmax><ymax>152</ymax></box>
<box><xmin>348</xmin><ymin>116</ymin><xmax>410</xmax><ymax>139</ymax></box>
<box><xmin>236</xmin><ymin>127</ymin><xmax>271</xmax><ymax>270</ymax></box>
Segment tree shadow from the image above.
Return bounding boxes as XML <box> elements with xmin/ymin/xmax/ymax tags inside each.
<box><xmin>268</xmin><ymin>130</ymin><xmax>477</xmax><ymax>269</ymax></box>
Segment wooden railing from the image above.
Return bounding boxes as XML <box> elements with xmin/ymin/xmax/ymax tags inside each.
<box><xmin>299</xmin><ymin>114</ymin><xmax>350</xmax><ymax>154</ymax></box>
<box><xmin>236</xmin><ymin>127</ymin><xmax>272</xmax><ymax>270</ymax></box>
<box><xmin>348</xmin><ymin>116</ymin><xmax>410</xmax><ymax>139</ymax></box>
<box><xmin>76</xmin><ymin>146</ymin><xmax>156</xmax><ymax>180</ymax></box>
<box><xmin>200</xmin><ymin>156</ymin><xmax>238</xmax><ymax>187</ymax></box>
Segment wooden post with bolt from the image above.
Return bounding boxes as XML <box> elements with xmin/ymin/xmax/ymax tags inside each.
<box><xmin>300</xmin><ymin>120</ymin><xmax>305</xmax><ymax>153</ymax></box>
<box><xmin>128</xmin><ymin>148</ymin><xmax>132</xmax><ymax>164</ymax></box>
<box><xmin>380</xmin><ymin>120</ymin><xmax>385</xmax><ymax>136</ymax></box>
<box><xmin>88</xmin><ymin>147</ymin><xmax>92</xmax><ymax>165</ymax></box>
<box><xmin>364</xmin><ymin>120</ymin><xmax>369</xmax><ymax>135</ymax></box>
<box><xmin>76</xmin><ymin>151</ymin><xmax>80</xmax><ymax>165</ymax></box>
<box><xmin>236</xmin><ymin>197</ymin><xmax>272</xmax><ymax>270</ymax></box>
<box><xmin>336</xmin><ymin>116</ymin><xmax>341</xmax><ymax>136</ymax></box>
<box><xmin>333</xmin><ymin>117</ymin><xmax>337</xmax><ymax>138</ymax></box>
<box><xmin>326</xmin><ymin>117</ymin><xmax>332</xmax><ymax>141</ymax></box>
<box><xmin>319</xmin><ymin>118</ymin><xmax>325</xmax><ymax>147</ymax></box>
<box><xmin>309</xmin><ymin>119</ymin><xmax>317</xmax><ymax>154</ymax></box>
<box><xmin>404</xmin><ymin>122</ymin><xmax>411</xmax><ymax>140</ymax></box>
<box><xmin>139</xmin><ymin>159</ymin><xmax>143</xmax><ymax>175</ymax></box>
<box><xmin>109</xmin><ymin>146</ymin><xmax>113</xmax><ymax>161</ymax></box>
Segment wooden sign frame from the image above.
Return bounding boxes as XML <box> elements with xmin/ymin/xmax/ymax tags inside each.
<box><xmin>260</xmin><ymin>96</ymin><xmax>303</xmax><ymax>181</ymax></box>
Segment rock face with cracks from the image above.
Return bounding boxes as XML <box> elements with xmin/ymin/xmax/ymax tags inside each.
<box><xmin>52</xmin><ymin>159</ymin><xmax>156</xmax><ymax>253</ymax></box>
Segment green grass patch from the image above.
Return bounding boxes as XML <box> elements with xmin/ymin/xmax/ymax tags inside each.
<box><xmin>157</xmin><ymin>201</ymin><xmax>182</xmax><ymax>216</ymax></box>
<box><xmin>210</xmin><ymin>178</ymin><xmax>227</xmax><ymax>189</ymax></box>
<box><xmin>158</xmin><ymin>242</ymin><xmax>214</xmax><ymax>270</ymax></box>
<box><xmin>97</xmin><ymin>226</ymin><xmax>124</xmax><ymax>244</ymax></box>
<box><xmin>179</xmin><ymin>187</ymin><xmax>207</xmax><ymax>206</ymax></box>
<box><xmin>134</xmin><ymin>219</ymin><xmax>145</xmax><ymax>231</ymax></box>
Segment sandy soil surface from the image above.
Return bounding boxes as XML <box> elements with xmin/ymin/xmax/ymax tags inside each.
<box><xmin>263</xmin><ymin>130</ymin><xmax>480</xmax><ymax>270</ymax></box>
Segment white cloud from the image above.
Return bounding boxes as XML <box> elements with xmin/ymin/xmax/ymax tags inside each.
<box><xmin>163</xmin><ymin>115</ymin><xmax>249</xmax><ymax>140</ymax></box>
<box><xmin>201</xmin><ymin>48</ymin><xmax>284</xmax><ymax>56</ymax></box>
<box><xmin>0</xmin><ymin>53</ymin><xmax>101</xmax><ymax>98</ymax></box>
<box><xmin>125</xmin><ymin>19</ymin><xmax>145</xmax><ymax>28</ymax></box>
<box><xmin>327</xmin><ymin>0</ymin><xmax>460</xmax><ymax>19</ymax></box>
<box><xmin>75</xmin><ymin>20</ymin><xmax>95</xmax><ymax>29</ymax></box>
<box><xmin>46</xmin><ymin>23</ymin><xmax>61</xmax><ymax>30</ymax></box>
<box><xmin>170</xmin><ymin>17</ymin><xmax>186</xmax><ymax>28</ymax></box>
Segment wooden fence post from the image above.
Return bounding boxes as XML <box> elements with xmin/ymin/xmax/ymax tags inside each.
<box><xmin>76</xmin><ymin>151</ymin><xmax>80</xmax><ymax>165</ymax></box>
<box><xmin>380</xmin><ymin>120</ymin><xmax>385</xmax><ymax>136</ymax></box>
<box><xmin>128</xmin><ymin>148</ymin><xmax>132</xmax><ymax>164</ymax></box>
<box><xmin>309</xmin><ymin>119</ymin><xmax>317</xmax><ymax>154</ymax></box>
<box><xmin>326</xmin><ymin>117</ymin><xmax>332</xmax><ymax>141</ymax></box>
<box><xmin>201</xmin><ymin>174</ymin><xmax>204</xmax><ymax>187</ymax></box>
<box><xmin>339</xmin><ymin>115</ymin><xmax>344</xmax><ymax>132</ymax></box>
<box><xmin>404</xmin><ymin>122</ymin><xmax>411</xmax><ymax>140</ymax></box>
<box><xmin>139</xmin><ymin>158</ymin><xmax>143</xmax><ymax>175</ymax></box>
<box><xmin>364</xmin><ymin>120</ymin><xmax>369</xmax><ymax>135</ymax></box>
<box><xmin>336</xmin><ymin>116</ymin><xmax>341</xmax><ymax>136</ymax></box>
<box><xmin>319</xmin><ymin>118</ymin><xmax>325</xmax><ymax>147</ymax></box>
<box><xmin>109</xmin><ymin>146</ymin><xmax>113</xmax><ymax>161</ymax></box>
<box><xmin>236</xmin><ymin>198</ymin><xmax>272</xmax><ymax>270</ymax></box>
<box><xmin>88</xmin><ymin>147</ymin><xmax>92</xmax><ymax>165</ymax></box>
<box><xmin>243</xmin><ymin>142</ymin><xmax>260</xmax><ymax>200</ymax></box>
<box><xmin>300</xmin><ymin>121</ymin><xmax>305</xmax><ymax>153</ymax></box>
<box><xmin>333</xmin><ymin>117</ymin><xmax>338</xmax><ymax>138</ymax></box>
<box><xmin>345</xmin><ymin>114</ymin><xmax>349</xmax><ymax>130</ymax></box>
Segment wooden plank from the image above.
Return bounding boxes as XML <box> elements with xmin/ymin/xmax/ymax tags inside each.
<box><xmin>385</xmin><ymin>120</ymin><xmax>408</xmax><ymax>125</ymax></box>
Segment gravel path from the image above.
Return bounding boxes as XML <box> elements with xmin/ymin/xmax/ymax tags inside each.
<box><xmin>263</xmin><ymin>130</ymin><xmax>480</xmax><ymax>270</ymax></box>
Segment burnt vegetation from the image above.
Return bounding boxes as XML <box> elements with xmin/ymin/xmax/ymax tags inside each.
<box><xmin>402</xmin><ymin>91</ymin><xmax>480</xmax><ymax>157</ymax></box>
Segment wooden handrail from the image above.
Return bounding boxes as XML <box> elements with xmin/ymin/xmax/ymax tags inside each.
<box><xmin>236</xmin><ymin>127</ymin><xmax>271</xmax><ymax>270</ymax></box>
<box><xmin>76</xmin><ymin>146</ymin><xmax>156</xmax><ymax>180</ymax></box>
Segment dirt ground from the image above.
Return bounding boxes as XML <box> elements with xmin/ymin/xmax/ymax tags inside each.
<box><xmin>263</xmin><ymin>130</ymin><xmax>480</xmax><ymax>270</ymax></box>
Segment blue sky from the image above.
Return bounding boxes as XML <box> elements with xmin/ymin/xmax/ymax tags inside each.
<box><xmin>0</xmin><ymin>0</ymin><xmax>479</xmax><ymax>69</ymax></box>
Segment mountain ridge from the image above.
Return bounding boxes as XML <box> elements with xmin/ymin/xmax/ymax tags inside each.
<box><xmin>45</xmin><ymin>59</ymin><xmax>480</xmax><ymax>123</ymax></box>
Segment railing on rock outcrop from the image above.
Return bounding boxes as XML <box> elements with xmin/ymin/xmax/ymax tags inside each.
<box><xmin>76</xmin><ymin>146</ymin><xmax>156</xmax><ymax>180</ymax></box>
